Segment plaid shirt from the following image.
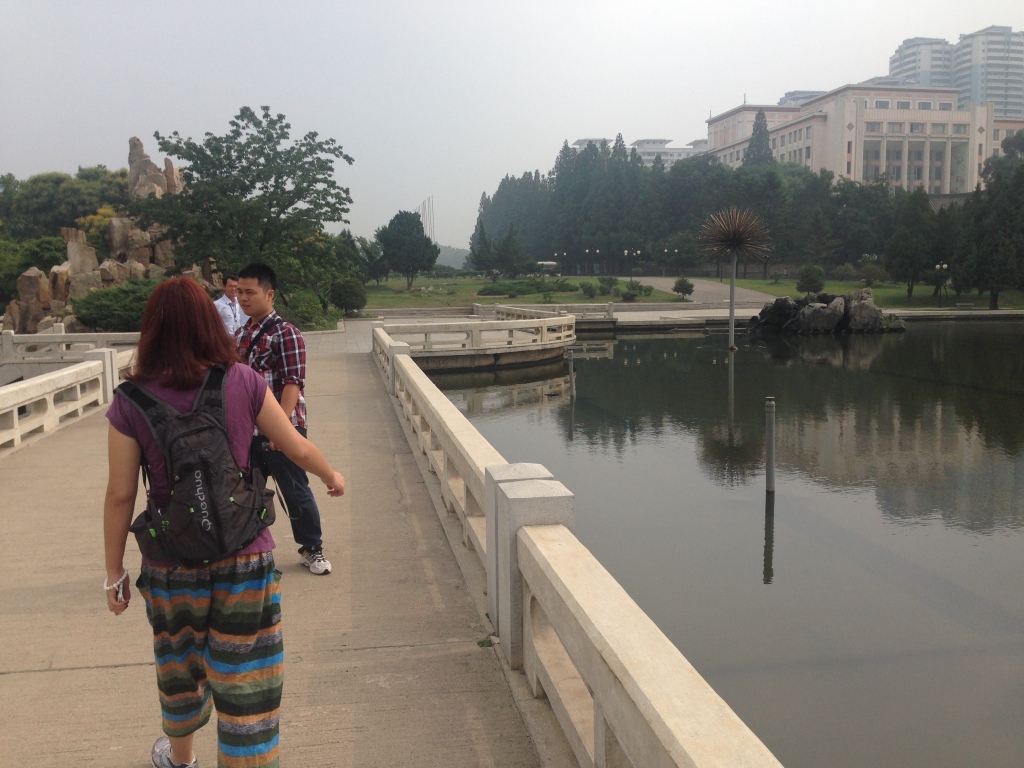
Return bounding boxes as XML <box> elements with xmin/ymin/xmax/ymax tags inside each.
<box><xmin>236</xmin><ymin>311</ymin><xmax>307</xmax><ymax>429</ymax></box>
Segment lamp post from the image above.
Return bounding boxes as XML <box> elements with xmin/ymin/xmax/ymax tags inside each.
<box><xmin>934</xmin><ymin>262</ymin><xmax>949</xmax><ymax>304</ymax></box>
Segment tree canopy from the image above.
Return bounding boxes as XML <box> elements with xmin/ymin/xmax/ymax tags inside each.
<box><xmin>131</xmin><ymin>106</ymin><xmax>354</xmax><ymax>287</ymax></box>
<box><xmin>376</xmin><ymin>211</ymin><xmax>439</xmax><ymax>289</ymax></box>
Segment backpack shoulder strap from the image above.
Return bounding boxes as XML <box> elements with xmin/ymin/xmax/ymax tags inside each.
<box><xmin>244</xmin><ymin>315</ymin><xmax>284</xmax><ymax>362</ymax></box>
<box><xmin>192</xmin><ymin>365</ymin><xmax>228</xmax><ymax>428</ymax></box>
<box><xmin>114</xmin><ymin>380</ymin><xmax>177</xmax><ymax>483</ymax></box>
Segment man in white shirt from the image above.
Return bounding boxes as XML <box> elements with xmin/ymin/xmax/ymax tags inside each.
<box><xmin>214</xmin><ymin>274</ymin><xmax>248</xmax><ymax>336</ymax></box>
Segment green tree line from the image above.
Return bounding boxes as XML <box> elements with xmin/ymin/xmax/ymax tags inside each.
<box><xmin>469</xmin><ymin>127</ymin><xmax>1024</xmax><ymax>306</ymax></box>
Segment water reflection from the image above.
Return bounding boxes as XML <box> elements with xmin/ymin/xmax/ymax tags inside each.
<box><xmin>445</xmin><ymin>323</ymin><xmax>1024</xmax><ymax>533</ymax></box>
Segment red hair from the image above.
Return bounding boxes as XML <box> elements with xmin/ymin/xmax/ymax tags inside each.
<box><xmin>131</xmin><ymin>277</ymin><xmax>241</xmax><ymax>389</ymax></box>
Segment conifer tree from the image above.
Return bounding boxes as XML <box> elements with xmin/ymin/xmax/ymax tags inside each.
<box><xmin>743</xmin><ymin>109</ymin><xmax>775</xmax><ymax>167</ymax></box>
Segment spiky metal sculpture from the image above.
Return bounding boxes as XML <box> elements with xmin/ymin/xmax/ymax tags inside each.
<box><xmin>699</xmin><ymin>207</ymin><xmax>772</xmax><ymax>350</ymax></box>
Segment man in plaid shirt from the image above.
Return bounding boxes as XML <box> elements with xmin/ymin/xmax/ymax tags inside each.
<box><xmin>236</xmin><ymin>262</ymin><xmax>331</xmax><ymax>575</ymax></box>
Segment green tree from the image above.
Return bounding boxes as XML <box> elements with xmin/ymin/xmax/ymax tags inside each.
<box><xmin>743</xmin><ymin>109</ymin><xmax>775</xmax><ymax>167</ymax></box>
<box><xmin>884</xmin><ymin>188</ymin><xmax>936</xmax><ymax>299</ymax></box>
<box><xmin>468</xmin><ymin>220</ymin><xmax>497</xmax><ymax>279</ymax></box>
<box><xmin>377</xmin><ymin>211</ymin><xmax>439</xmax><ymax>289</ymax></box>
<box><xmin>0</xmin><ymin>236</ymin><xmax>66</xmax><ymax>305</ymax></box>
<box><xmin>796</xmin><ymin>264</ymin><xmax>825</xmax><ymax>293</ymax></box>
<box><xmin>493</xmin><ymin>225</ymin><xmax>533</xmax><ymax>278</ymax></box>
<box><xmin>131</xmin><ymin>106</ymin><xmax>354</xmax><ymax>285</ymax></box>
<box><xmin>356</xmin><ymin>236</ymin><xmax>389</xmax><ymax>284</ymax></box>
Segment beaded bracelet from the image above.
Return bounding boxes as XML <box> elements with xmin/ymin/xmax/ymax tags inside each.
<box><xmin>104</xmin><ymin>570</ymin><xmax>128</xmax><ymax>592</ymax></box>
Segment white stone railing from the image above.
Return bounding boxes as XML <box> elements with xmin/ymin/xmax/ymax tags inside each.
<box><xmin>484</xmin><ymin>303</ymin><xmax>615</xmax><ymax>320</ymax></box>
<box><xmin>381</xmin><ymin>316</ymin><xmax>575</xmax><ymax>353</ymax></box>
<box><xmin>0</xmin><ymin>358</ymin><xmax>103</xmax><ymax>457</ymax></box>
<box><xmin>372</xmin><ymin>325</ymin><xmax>782</xmax><ymax>768</ymax></box>
<box><xmin>1</xmin><ymin>327</ymin><xmax>139</xmax><ymax>363</ymax></box>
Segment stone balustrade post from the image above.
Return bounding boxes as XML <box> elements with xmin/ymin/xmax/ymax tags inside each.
<box><xmin>484</xmin><ymin>464</ymin><xmax>554</xmax><ymax>636</ymax></box>
<box><xmin>606</xmin><ymin>303</ymin><xmax>615</xmax><ymax>318</ymax></box>
<box><xmin>387</xmin><ymin>341</ymin><xmax>411</xmax><ymax>396</ymax></box>
<box><xmin>2</xmin><ymin>330</ymin><xmax>15</xmax><ymax>363</ymax></box>
<box><xmin>82</xmin><ymin>347</ymin><xmax>118</xmax><ymax>404</ymax></box>
<box><xmin>494</xmin><ymin>475</ymin><xmax>574</xmax><ymax>669</ymax></box>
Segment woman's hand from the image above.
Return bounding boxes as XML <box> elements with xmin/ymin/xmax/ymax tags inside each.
<box><xmin>105</xmin><ymin>570</ymin><xmax>132</xmax><ymax>615</ymax></box>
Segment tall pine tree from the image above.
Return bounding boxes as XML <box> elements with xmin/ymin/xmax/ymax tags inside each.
<box><xmin>743</xmin><ymin>109</ymin><xmax>775</xmax><ymax>167</ymax></box>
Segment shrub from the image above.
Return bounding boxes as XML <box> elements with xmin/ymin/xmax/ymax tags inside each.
<box><xmin>73</xmin><ymin>279</ymin><xmax>159</xmax><ymax>331</ymax></box>
<box><xmin>835</xmin><ymin>263</ymin><xmax>857</xmax><ymax>282</ymax></box>
<box><xmin>641</xmin><ymin>284</ymin><xmax>654</xmax><ymax>297</ymax></box>
<box><xmin>330</xmin><ymin>278</ymin><xmax>367</xmax><ymax>314</ymax></box>
<box><xmin>597</xmin><ymin>276</ymin><xmax>618</xmax><ymax>295</ymax></box>
<box><xmin>770</xmin><ymin>271</ymin><xmax>782</xmax><ymax>285</ymax></box>
<box><xmin>580</xmin><ymin>282</ymin><xmax>597</xmax><ymax>299</ymax></box>
<box><xmin>796</xmin><ymin>264</ymin><xmax>825</xmax><ymax>294</ymax></box>
<box><xmin>672</xmin><ymin>277</ymin><xmax>695</xmax><ymax>297</ymax></box>
<box><xmin>621</xmin><ymin>290</ymin><xmax>639</xmax><ymax>302</ymax></box>
<box><xmin>278</xmin><ymin>290</ymin><xmax>326</xmax><ymax>328</ymax></box>
<box><xmin>542</xmin><ymin>291</ymin><xmax>553</xmax><ymax>302</ymax></box>
<box><xmin>859</xmin><ymin>263</ymin><xmax>887</xmax><ymax>287</ymax></box>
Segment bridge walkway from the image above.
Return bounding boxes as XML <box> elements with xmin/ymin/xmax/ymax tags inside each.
<box><xmin>0</xmin><ymin>320</ymin><xmax>563</xmax><ymax>767</ymax></box>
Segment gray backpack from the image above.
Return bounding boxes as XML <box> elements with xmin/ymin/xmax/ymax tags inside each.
<box><xmin>118</xmin><ymin>365</ymin><xmax>276</xmax><ymax>565</ymax></box>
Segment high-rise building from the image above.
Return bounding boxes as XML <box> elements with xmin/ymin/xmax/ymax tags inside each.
<box><xmin>889</xmin><ymin>38</ymin><xmax>953</xmax><ymax>87</ymax></box>
<box><xmin>952</xmin><ymin>26</ymin><xmax>1024</xmax><ymax>118</ymax></box>
<box><xmin>887</xmin><ymin>26</ymin><xmax>1024</xmax><ymax>119</ymax></box>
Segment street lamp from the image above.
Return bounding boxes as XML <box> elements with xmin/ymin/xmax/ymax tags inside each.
<box><xmin>934</xmin><ymin>262</ymin><xmax>949</xmax><ymax>304</ymax></box>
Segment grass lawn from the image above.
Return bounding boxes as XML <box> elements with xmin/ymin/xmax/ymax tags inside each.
<box><xmin>363</xmin><ymin>276</ymin><xmax>681</xmax><ymax>310</ymax></box>
<box><xmin>732</xmin><ymin>279</ymin><xmax>1024</xmax><ymax>311</ymax></box>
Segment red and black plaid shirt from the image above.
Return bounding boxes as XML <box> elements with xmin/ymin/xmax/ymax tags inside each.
<box><xmin>236</xmin><ymin>311</ymin><xmax>307</xmax><ymax>429</ymax></box>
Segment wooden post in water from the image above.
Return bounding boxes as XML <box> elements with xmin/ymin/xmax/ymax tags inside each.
<box><xmin>568</xmin><ymin>349</ymin><xmax>576</xmax><ymax>400</ymax></box>
<box><xmin>765</xmin><ymin>396</ymin><xmax>776</xmax><ymax>493</ymax></box>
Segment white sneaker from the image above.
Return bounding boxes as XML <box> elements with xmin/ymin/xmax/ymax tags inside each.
<box><xmin>300</xmin><ymin>547</ymin><xmax>331</xmax><ymax>575</ymax></box>
<box><xmin>151</xmin><ymin>736</ymin><xmax>198</xmax><ymax>768</ymax></box>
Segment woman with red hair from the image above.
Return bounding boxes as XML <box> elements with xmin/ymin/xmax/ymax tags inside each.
<box><xmin>102</xmin><ymin>277</ymin><xmax>344</xmax><ymax>768</ymax></box>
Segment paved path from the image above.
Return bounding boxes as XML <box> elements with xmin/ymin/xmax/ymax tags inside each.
<box><xmin>639</xmin><ymin>276</ymin><xmax>776</xmax><ymax>305</ymax></box>
<box><xmin>0</xmin><ymin>322</ymin><xmax>566</xmax><ymax>767</ymax></box>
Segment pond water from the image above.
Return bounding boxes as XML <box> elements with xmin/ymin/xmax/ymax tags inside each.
<box><xmin>437</xmin><ymin>322</ymin><xmax>1024</xmax><ymax>768</ymax></box>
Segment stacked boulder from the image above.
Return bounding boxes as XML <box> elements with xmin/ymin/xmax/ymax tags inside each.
<box><xmin>2</xmin><ymin>138</ymin><xmax>187</xmax><ymax>334</ymax></box>
<box><xmin>747</xmin><ymin>288</ymin><xmax>905</xmax><ymax>336</ymax></box>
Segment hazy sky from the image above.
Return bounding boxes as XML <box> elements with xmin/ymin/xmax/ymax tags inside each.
<box><xmin>1</xmin><ymin>1</ymin><xmax>1018</xmax><ymax>248</ymax></box>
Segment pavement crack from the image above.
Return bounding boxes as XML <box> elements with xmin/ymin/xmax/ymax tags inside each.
<box><xmin>0</xmin><ymin>660</ymin><xmax>154</xmax><ymax>677</ymax></box>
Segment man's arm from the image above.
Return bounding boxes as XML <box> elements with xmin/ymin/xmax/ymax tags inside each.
<box><xmin>280</xmin><ymin>383</ymin><xmax>300</xmax><ymax>420</ymax></box>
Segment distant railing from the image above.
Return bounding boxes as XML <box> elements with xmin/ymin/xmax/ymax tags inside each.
<box><xmin>1</xmin><ymin>326</ymin><xmax>139</xmax><ymax>363</ymax></box>
<box><xmin>372</xmin><ymin>325</ymin><xmax>782</xmax><ymax>768</ymax></box>
<box><xmin>485</xmin><ymin>303</ymin><xmax>615</xmax><ymax>320</ymax></box>
<box><xmin>381</xmin><ymin>316</ymin><xmax>575</xmax><ymax>353</ymax></box>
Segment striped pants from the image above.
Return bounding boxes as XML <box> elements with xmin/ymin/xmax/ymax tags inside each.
<box><xmin>137</xmin><ymin>552</ymin><xmax>283</xmax><ymax>768</ymax></box>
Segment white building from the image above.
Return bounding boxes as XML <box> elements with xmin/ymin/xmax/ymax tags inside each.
<box><xmin>707</xmin><ymin>83</ymin><xmax>1024</xmax><ymax>194</ymax></box>
<box><xmin>629</xmin><ymin>139</ymin><xmax>705</xmax><ymax>168</ymax></box>
<box><xmin>886</xmin><ymin>26</ymin><xmax>1024</xmax><ymax>119</ymax></box>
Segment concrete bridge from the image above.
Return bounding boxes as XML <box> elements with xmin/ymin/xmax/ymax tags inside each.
<box><xmin>1</xmin><ymin>313</ymin><xmax>788</xmax><ymax>767</ymax></box>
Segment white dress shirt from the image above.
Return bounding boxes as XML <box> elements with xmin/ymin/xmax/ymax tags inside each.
<box><xmin>214</xmin><ymin>294</ymin><xmax>248</xmax><ymax>336</ymax></box>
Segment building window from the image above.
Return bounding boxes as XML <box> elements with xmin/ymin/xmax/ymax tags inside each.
<box><xmin>914</xmin><ymin>151</ymin><xmax>924</xmax><ymax>161</ymax></box>
<box><xmin>889</xmin><ymin>122</ymin><xmax>904</xmax><ymax>132</ymax></box>
<box><xmin>897</xmin><ymin>100</ymin><xmax>911</xmax><ymax>109</ymax></box>
<box><xmin>939</xmin><ymin>102</ymin><xmax>953</xmax><ymax>111</ymax></box>
<box><xmin>798</xmin><ymin>128</ymin><xmax>803</xmax><ymax>140</ymax></box>
<box><xmin>953</xmin><ymin>124</ymin><xmax>969</xmax><ymax>134</ymax></box>
<box><xmin>781</xmin><ymin>135</ymin><xmax>786</xmax><ymax>146</ymax></box>
<box><xmin>771</xmin><ymin>138</ymin><xmax>776</xmax><ymax>149</ymax></box>
<box><xmin>910</xmin><ymin>123</ymin><xmax>925</xmax><ymax>133</ymax></box>
<box><xmin>847</xmin><ymin>141</ymin><xmax>853</xmax><ymax>154</ymax></box>
<box><xmin>806</xmin><ymin>146</ymin><xmax>811</xmax><ymax>160</ymax></box>
<box><xmin>806</xmin><ymin>126</ymin><xmax>813</xmax><ymax>138</ymax></box>
<box><xmin>979</xmin><ymin>143</ymin><xmax>984</xmax><ymax>157</ymax></box>
<box><xmin>993</xmin><ymin>129</ymin><xmax>1001</xmax><ymax>140</ymax></box>
<box><xmin>934</xmin><ymin>151</ymin><xmax>944</xmax><ymax>161</ymax></box>
<box><xmin>875</xmin><ymin>100</ymin><xmax>890</xmax><ymax>109</ymax></box>
<box><xmin>918</xmin><ymin>101</ymin><xmax>932</xmax><ymax>110</ymax></box>
<box><xmin>932</xmin><ymin>124</ymin><xmax>947</xmax><ymax>134</ymax></box>
<box><xmin>866</xmin><ymin>122</ymin><xmax>882</xmax><ymax>132</ymax></box>
<box><xmin>914</xmin><ymin>167</ymin><xmax>923</xmax><ymax>180</ymax></box>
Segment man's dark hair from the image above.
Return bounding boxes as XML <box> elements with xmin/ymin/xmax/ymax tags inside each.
<box><xmin>224</xmin><ymin>274</ymin><xmax>239</xmax><ymax>282</ymax></box>
<box><xmin>238</xmin><ymin>263</ymin><xmax>277</xmax><ymax>291</ymax></box>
